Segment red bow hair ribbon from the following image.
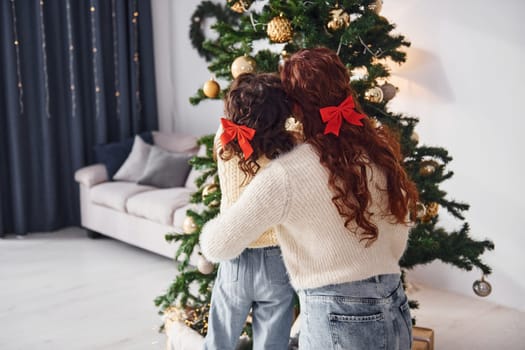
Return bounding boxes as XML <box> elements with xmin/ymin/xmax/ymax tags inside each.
<box><xmin>220</xmin><ymin>118</ymin><xmax>256</xmax><ymax>158</ymax></box>
<box><xmin>319</xmin><ymin>95</ymin><xmax>366</xmax><ymax>136</ymax></box>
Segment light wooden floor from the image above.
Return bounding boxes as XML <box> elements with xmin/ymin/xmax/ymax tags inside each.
<box><xmin>1</xmin><ymin>227</ymin><xmax>523</xmax><ymax>349</ymax></box>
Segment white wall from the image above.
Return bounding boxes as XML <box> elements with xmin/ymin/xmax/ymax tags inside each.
<box><xmin>382</xmin><ymin>0</ymin><xmax>525</xmax><ymax>311</ymax></box>
<box><xmin>151</xmin><ymin>0</ymin><xmax>525</xmax><ymax>311</ymax></box>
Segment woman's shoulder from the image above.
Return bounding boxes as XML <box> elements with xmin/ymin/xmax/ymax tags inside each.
<box><xmin>275</xmin><ymin>143</ymin><xmax>317</xmax><ymax>163</ymax></box>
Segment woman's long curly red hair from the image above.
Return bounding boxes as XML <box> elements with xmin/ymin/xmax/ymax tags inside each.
<box><xmin>281</xmin><ymin>47</ymin><xmax>418</xmax><ymax>245</ymax></box>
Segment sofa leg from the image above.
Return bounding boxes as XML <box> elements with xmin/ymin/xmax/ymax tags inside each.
<box><xmin>86</xmin><ymin>229</ymin><xmax>103</xmax><ymax>239</ymax></box>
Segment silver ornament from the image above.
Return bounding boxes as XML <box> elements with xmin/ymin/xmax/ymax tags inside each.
<box><xmin>473</xmin><ymin>276</ymin><xmax>492</xmax><ymax>297</ymax></box>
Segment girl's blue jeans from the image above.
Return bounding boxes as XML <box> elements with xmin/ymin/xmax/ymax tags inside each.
<box><xmin>298</xmin><ymin>273</ymin><xmax>412</xmax><ymax>350</ymax></box>
<box><xmin>204</xmin><ymin>246</ymin><xmax>295</xmax><ymax>350</ymax></box>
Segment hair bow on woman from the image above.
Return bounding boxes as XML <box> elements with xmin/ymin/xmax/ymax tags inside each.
<box><xmin>319</xmin><ymin>95</ymin><xmax>366</xmax><ymax>136</ymax></box>
<box><xmin>220</xmin><ymin>118</ymin><xmax>256</xmax><ymax>158</ymax></box>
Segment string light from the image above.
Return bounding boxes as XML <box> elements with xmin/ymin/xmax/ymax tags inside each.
<box><xmin>10</xmin><ymin>0</ymin><xmax>24</xmax><ymax>114</ymax></box>
<box><xmin>90</xmin><ymin>0</ymin><xmax>100</xmax><ymax>119</ymax></box>
<box><xmin>66</xmin><ymin>0</ymin><xmax>77</xmax><ymax>118</ymax></box>
<box><xmin>111</xmin><ymin>0</ymin><xmax>121</xmax><ymax>119</ymax></box>
<box><xmin>132</xmin><ymin>0</ymin><xmax>142</xmax><ymax>114</ymax></box>
<box><xmin>39</xmin><ymin>0</ymin><xmax>51</xmax><ymax>118</ymax></box>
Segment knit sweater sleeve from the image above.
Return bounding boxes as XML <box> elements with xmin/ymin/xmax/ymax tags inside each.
<box><xmin>200</xmin><ymin>162</ymin><xmax>290</xmax><ymax>262</ymax></box>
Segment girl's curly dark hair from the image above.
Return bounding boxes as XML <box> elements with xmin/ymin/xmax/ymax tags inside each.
<box><xmin>280</xmin><ymin>47</ymin><xmax>418</xmax><ymax>246</ymax></box>
<box><xmin>221</xmin><ymin>73</ymin><xmax>296</xmax><ymax>182</ymax></box>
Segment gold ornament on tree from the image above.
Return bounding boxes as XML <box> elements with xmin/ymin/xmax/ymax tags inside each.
<box><xmin>202</xmin><ymin>183</ymin><xmax>220</xmax><ymax>208</ymax></box>
<box><xmin>197</xmin><ymin>254</ymin><xmax>215</xmax><ymax>274</ymax></box>
<box><xmin>411</xmin><ymin>131</ymin><xmax>420</xmax><ymax>144</ymax></box>
<box><xmin>365</xmin><ymin>86</ymin><xmax>384</xmax><ymax>103</ymax></box>
<box><xmin>422</xmin><ymin>202</ymin><xmax>439</xmax><ymax>222</ymax></box>
<box><xmin>267</xmin><ymin>14</ymin><xmax>293</xmax><ymax>43</ymax></box>
<box><xmin>227</xmin><ymin>0</ymin><xmax>253</xmax><ymax>13</ymax></box>
<box><xmin>202</xmin><ymin>78</ymin><xmax>220</xmax><ymax>98</ymax></box>
<box><xmin>182</xmin><ymin>216</ymin><xmax>198</xmax><ymax>234</ymax></box>
<box><xmin>368</xmin><ymin>0</ymin><xmax>383</xmax><ymax>13</ymax></box>
<box><xmin>231</xmin><ymin>55</ymin><xmax>256</xmax><ymax>79</ymax></box>
<box><xmin>327</xmin><ymin>4</ymin><xmax>350</xmax><ymax>31</ymax></box>
<box><xmin>419</xmin><ymin>160</ymin><xmax>439</xmax><ymax>176</ymax></box>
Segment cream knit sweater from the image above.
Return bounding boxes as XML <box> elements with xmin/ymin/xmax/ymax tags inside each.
<box><xmin>201</xmin><ymin>143</ymin><xmax>410</xmax><ymax>290</ymax></box>
<box><xmin>214</xmin><ymin>128</ymin><xmax>278</xmax><ymax>248</ymax></box>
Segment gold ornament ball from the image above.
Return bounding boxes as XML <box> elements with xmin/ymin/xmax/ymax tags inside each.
<box><xmin>267</xmin><ymin>14</ymin><xmax>293</xmax><ymax>43</ymax></box>
<box><xmin>197</xmin><ymin>255</ymin><xmax>215</xmax><ymax>274</ymax></box>
<box><xmin>365</xmin><ymin>87</ymin><xmax>384</xmax><ymax>103</ymax></box>
<box><xmin>327</xmin><ymin>6</ymin><xmax>350</xmax><ymax>31</ymax></box>
<box><xmin>419</xmin><ymin>160</ymin><xmax>438</xmax><ymax>176</ymax></box>
<box><xmin>411</xmin><ymin>131</ymin><xmax>420</xmax><ymax>144</ymax></box>
<box><xmin>228</xmin><ymin>0</ymin><xmax>252</xmax><ymax>13</ymax></box>
<box><xmin>380</xmin><ymin>82</ymin><xmax>397</xmax><ymax>101</ymax></box>
<box><xmin>202</xmin><ymin>183</ymin><xmax>220</xmax><ymax>208</ymax></box>
<box><xmin>203</xmin><ymin>78</ymin><xmax>220</xmax><ymax>98</ymax></box>
<box><xmin>231</xmin><ymin>55</ymin><xmax>257</xmax><ymax>79</ymax></box>
<box><xmin>368</xmin><ymin>0</ymin><xmax>383</xmax><ymax>13</ymax></box>
<box><xmin>182</xmin><ymin>216</ymin><xmax>197</xmax><ymax>234</ymax></box>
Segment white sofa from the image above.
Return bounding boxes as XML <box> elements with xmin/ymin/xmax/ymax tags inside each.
<box><xmin>74</xmin><ymin>134</ymin><xmax>204</xmax><ymax>259</ymax></box>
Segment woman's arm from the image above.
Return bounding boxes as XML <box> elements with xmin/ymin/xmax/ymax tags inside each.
<box><xmin>200</xmin><ymin>162</ymin><xmax>290</xmax><ymax>262</ymax></box>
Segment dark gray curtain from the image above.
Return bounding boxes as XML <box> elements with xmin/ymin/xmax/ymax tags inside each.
<box><xmin>0</xmin><ymin>0</ymin><xmax>158</xmax><ymax>236</ymax></box>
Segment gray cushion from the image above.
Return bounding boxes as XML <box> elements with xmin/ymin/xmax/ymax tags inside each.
<box><xmin>137</xmin><ymin>146</ymin><xmax>192</xmax><ymax>188</ymax></box>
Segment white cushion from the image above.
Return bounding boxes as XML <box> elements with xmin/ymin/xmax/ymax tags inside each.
<box><xmin>113</xmin><ymin>136</ymin><xmax>152</xmax><ymax>182</ymax></box>
<box><xmin>153</xmin><ymin>131</ymin><xmax>198</xmax><ymax>153</ymax></box>
<box><xmin>90</xmin><ymin>182</ymin><xmax>154</xmax><ymax>212</ymax></box>
<box><xmin>126</xmin><ymin>188</ymin><xmax>193</xmax><ymax>225</ymax></box>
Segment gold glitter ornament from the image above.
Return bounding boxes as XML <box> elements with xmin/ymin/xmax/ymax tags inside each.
<box><xmin>327</xmin><ymin>5</ymin><xmax>350</xmax><ymax>31</ymax></box>
<box><xmin>422</xmin><ymin>202</ymin><xmax>439</xmax><ymax>221</ymax></box>
<box><xmin>231</xmin><ymin>55</ymin><xmax>256</xmax><ymax>78</ymax></box>
<box><xmin>182</xmin><ymin>216</ymin><xmax>197</xmax><ymax>234</ymax></box>
<box><xmin>365</xmin><ymin>87</ymin><xmax>384</xmax><ymax>103</ymax></box>
<box><xmin>267</xmin><ymin>14</ymin><xmax>293</xmax><ymax>43</ymax></box>
<box><xmin>202</xmin><ymin>78</ymin><xmax>220</xmax><ymax>98</ymax></box>
<box><xmin>228</xmin><ymin>0</ymin><xmax>253</xmax><ymax>13</ymax></box>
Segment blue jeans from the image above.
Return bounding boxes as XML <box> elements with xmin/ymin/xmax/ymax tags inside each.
<box><xmin>204</xmin><ymin>247</ymin><xmax>295</xmax><ymax>350</ymax></box>
<box><xmin>298</xmin><ymin>274</ymin><xmax>412</xmax><ymax>350</ymax></box>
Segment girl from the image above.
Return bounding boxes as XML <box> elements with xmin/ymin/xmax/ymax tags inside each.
<box><xmin>204</xmin><ymin>73</ymin><xmax>296</xmax><ymax>350</ymax></box>
<box><xmin>200</xmin><ymin>48</ymin><xmax>418</xmax><ymax>350</ymax></box>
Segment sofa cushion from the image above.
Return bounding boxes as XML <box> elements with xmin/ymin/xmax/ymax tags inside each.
<box><xmin>93</xmin><ymin>132</ymin><xmax>153</xmax><ymax>178</ymax></box>
<box><xmin>153</xmin><ymin>131</ymin><xmax>198</xmax><ymax>153</ymax></box>
<box><xmin>90</xmin><ymin>182</ymin><xmax>154</xmax><ymax>212</ymax></box>
<box><xmin>113</xmin><ymin>136</ymin><xmax>152</xmax><ymax>182</ymax></box>
<box><xmin>137</xmin><ymin>147</ymin><xmax>193</xmax><ymax>189</ymax></box>
<box><xmin>126</xmin><ymin>188</ymin><xmax>193</xmax><ymax>226</ymax></box>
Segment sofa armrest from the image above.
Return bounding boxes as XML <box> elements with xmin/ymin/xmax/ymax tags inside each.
<box><xmin>74</xmin><ymin>164</ymin><xmax>108</xmax><ymax>187</ymax></box>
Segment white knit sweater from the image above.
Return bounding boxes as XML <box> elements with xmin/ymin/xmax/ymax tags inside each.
<box><xmin>214</xmin><ymin>128</ymin><xmax>278</xmax><ymax>248</ymax></box>
<box><xmin>200</xmin><ymin>143</ymin><xmax>410</xmax><ymax>290</ymax></box>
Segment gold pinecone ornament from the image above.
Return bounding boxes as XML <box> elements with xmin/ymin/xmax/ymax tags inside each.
<box><xmin>267</xmin><ymin>14</ymin><xmax>293</xmax><ymax>43</ymax></box>
<box><xmin>327</xmin><ymin>5</ymin><xmax>350</xmax><ymax>31</ymax></box>
<box><xmin>422</xmin><ymin>202</ymin><xmax>439</xmax><ymax>222</ymax></box>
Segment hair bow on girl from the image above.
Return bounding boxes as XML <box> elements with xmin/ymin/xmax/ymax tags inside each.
<box><xmin>220</xmin><ymin>118</ymin><xmax>256</xmax><ymax>158</ymax></box>
<box><xmin>319</xmin><ymin>95</ymin><xmax>366</xmax><ymax>136</ymax></box>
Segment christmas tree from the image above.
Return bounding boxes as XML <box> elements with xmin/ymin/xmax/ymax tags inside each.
<box><xmin>156</xmin><ymin>0</ymin><xmax>494</xmax><ymax>339</ymax></box>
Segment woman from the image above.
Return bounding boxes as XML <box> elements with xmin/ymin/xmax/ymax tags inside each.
<box><xmin>200</xmin><ymin>47</ymin><xmax>418</xmax><ymax>350</ymax></box>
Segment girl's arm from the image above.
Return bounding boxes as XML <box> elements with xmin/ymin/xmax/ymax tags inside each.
<box><xmin>200</xmin><ymin>162</ymin><xmax>290</xmax><ymax>262</ymax></box>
